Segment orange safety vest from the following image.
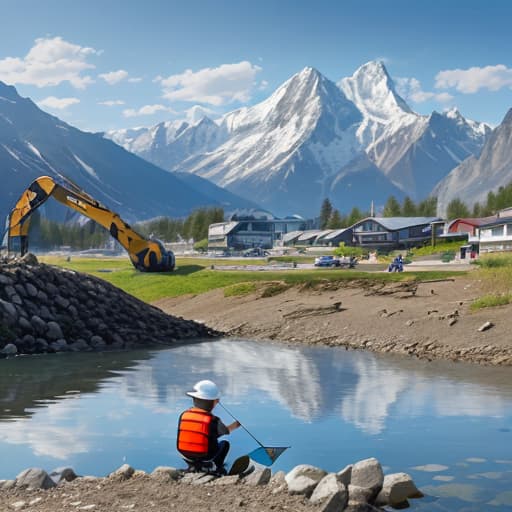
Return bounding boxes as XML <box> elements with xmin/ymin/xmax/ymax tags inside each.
<box><xmin>177</xmin><ymin>407</ymin><xmax>215</xmax><ymax>458</ymax></box>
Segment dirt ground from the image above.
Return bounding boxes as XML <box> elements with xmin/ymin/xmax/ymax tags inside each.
<box><xmin>0</xmin><ymin>471</ymin><xmax>316</xmax><ymax>512</ymax></box>
<box><xmin>156</xmin><ymin>274</ymin><xmax>512</xmax><ymax>366</ymax></box>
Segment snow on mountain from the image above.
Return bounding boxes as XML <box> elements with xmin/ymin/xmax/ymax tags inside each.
<box><xmin>433</xmin><ymin>109</ymin><xmax>512</xmax><ymax>215</ymax></box>
<box><xmin>103</xmin><ymin>61</ymin><xmax>492</xmax><ymax>217</ymax></box>
<box><xmin>0</xmin><ymin>81</ymin><xmax>255</xmax><ymax>225</ymax></box>
<box><xmin>178</xmin><ymin>67</ymin><xmax>364</xmax><ymax>216</ymax></box>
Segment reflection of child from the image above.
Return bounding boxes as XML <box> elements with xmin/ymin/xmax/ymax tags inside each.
<box><xmin>177</xmin><ymin>380</ymin><xmax>240</xmax><ymax>474</ymax></box>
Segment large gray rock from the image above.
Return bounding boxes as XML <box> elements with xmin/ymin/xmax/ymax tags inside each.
<box><xmin>350</xmin><ymin>458</ymin><xmax>384</xmax><ymax>499</ymax></box>
<box><xmin>244</xmin><ymin>467</ymin><xmax>271</xmax><ymax>486</ymax></box>
<box><xmin>0</xmin><ymin>298</ymin><xmax>18</xmax><ymax>324</ymax></box>
<box><xmin>310</xmin><ymin>473</ymin><xmax>348</xmax><ymax>511</ymax></box>
<box><xmin>16</xmin><ymin>468</ymin><xmax>56</xmax><ymax>490</ymax></box>
<box><xmin>337</xmin><ymin>464</ymin><xmax>352</xmax><ymax>487</ymax></box>
<box><xmin>375</xmin><ymin>472</ymin><xmax>423</xmax><ymax>507</ymax></box>
<box><xmin>30</xmin><ymin>315</ymin><xmax>47</xmax><ymax>336</ymax></box>
<box><xmin>150</xmin><ymin>466</ymin><xmax>181</xmax><ymax>480</ymax></box>
<box><xmin>348</xmin><ymin>484</ymin><xmax>375</xmax><ymax>506</ymax></box>
<box><xmin>285</xmin><ymin>464</ymin><xmax>327</xmax><ymax>497</ymax></box>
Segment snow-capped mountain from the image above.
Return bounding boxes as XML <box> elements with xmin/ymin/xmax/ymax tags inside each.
<box><xmin>179</xmin><ymin>67</ymin><xmax>366</xmax><ymax>216</ymax></box>
<box><xmin>105</xmin><ymin>117</ymin><xmax>227</xmax><ymax>172</ymax></box>
<box><xmin>434</xmin><ymin>109</ymin><xmax>512</xmax><ymax>215</ymax></box>
<box><xmin>105</xmin><ymin>61</ymin><xmax>491</xmax><ymax>217</ymax></box>
<box><xmin>0</xmin><ymin>81</ymin><xmax>256</xmax><ymax>225</ymax></box>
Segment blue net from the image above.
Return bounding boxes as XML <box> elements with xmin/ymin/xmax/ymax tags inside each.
<box><xmin>248</xmin><ymin>446</ymin><xmax>289</xmax><ymax>466</ymax></box>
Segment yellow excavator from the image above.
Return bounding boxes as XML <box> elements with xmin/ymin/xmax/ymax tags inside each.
<box><xmin>5</xmin><ymin>175</ymin><xmax>175</xmax><ymax>272</ymax></box>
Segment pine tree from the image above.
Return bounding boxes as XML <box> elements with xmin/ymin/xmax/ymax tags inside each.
<box><xmin>327</xmin><ymin>209</ymin><xmax>342</xmax><ymax>229</ymax></box>
<box><xmin>446</xmin><ymin>198</ymin><xmax>470</xmax><ymax>219</ymax></box>
<box><xmin>401</xmin><ymin>196</ymin><xmax>417</xmax><ymax>217</ymax></box>
<box><xmin>319</xmin><ymin>198</ymin><xmax>333</xmax><ymax>229</ymax></box>
<box><xmin>383</xmin><ymin>196</ymin><xmax>401</xmax><ymax>217</ymax></box>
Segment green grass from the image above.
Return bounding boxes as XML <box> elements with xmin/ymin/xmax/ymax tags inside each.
<box><xmin>471</xmin><ymin>293</ymin><xmax>512</xmax><ymax>311</ymax></box>
<box><xmin>38</xmin><ymin>254</ymin><xmax>466</xmax><ymax>303</ymax></box>
<box><xmin>408</xmin><ymin>241</ymin><xmax>465</xmax><ymax>258</ymax></box>
<box><xmin>223</xmin><ymin>282</ymin><xmax>257</xmax><ymax>297</ymax></box>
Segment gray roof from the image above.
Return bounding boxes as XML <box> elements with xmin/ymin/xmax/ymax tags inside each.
<box><xmin>354</xmin><ymin>217</ymin><xmax>441</xmax><ymax>231</ymax></box>
<box><xmin>320</xmin><ymin>228</ymin><xmax>349</xmax><ymax>240</ymax></box>
<box><xmin>282</xmin><ymin>230</ymin><xmax>303</xmax><ymax>243</ymax></box>
<box><xmin>298</xmin><ymin>230</ymin><xmax>322</xmax><ymax>241</ymax></box>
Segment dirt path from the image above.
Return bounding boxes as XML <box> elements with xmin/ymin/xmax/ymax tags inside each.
<box><xmin>155</xmin><ymin>276</ymin><xmax>512</xmax><ymax>366</ymax></box>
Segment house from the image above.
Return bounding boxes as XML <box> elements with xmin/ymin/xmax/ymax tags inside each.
<box><xmin>469</xmin><ymin>216</ymin><xmax>512</xmax><ymax>254</ymax></box>
<box><xmin>208</xmin><ymin>215</ymin><xmax>312</xmax><ymax>251</ymax></box>
<box><xmin>350</xmin><ymin>217</ymin><xmax>441</xmax><ymax>251</ymax></box>
<box><xmin>315</xmin><ymin>228</ymin><xmax>353</xmax><ymax>247</ymax></box>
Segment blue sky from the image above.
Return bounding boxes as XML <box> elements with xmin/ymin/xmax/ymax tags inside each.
<box><xmin>1</xmin><ymin>0</ymin><xmax>511</xmax><ymax>132</ymax></box>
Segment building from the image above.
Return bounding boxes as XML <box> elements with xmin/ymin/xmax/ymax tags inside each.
<box><xmin>208</xmin><ymin>216</ymin><xmax>312</xmax><ymax>251</ymax></box>
<box><xmin>469</xmin><ymin>216</ymin><xmax>512</xmax><ymax>254</ymax></box>
<box><xmin>350</xmin><ymin>217</ymin><xmax>441</xmax><ymax>251</ymax></box>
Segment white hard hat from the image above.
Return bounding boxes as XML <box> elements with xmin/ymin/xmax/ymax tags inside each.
<box><xmin>186</xmin><ymin>380</ymin><xmax>220</xmax><ymax>400</ymax></box>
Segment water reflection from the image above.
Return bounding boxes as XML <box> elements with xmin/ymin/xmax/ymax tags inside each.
<box><xmin>0</xmin><ymin>339</ymin><xmax>511</xmax><ymax>511</ymax></box>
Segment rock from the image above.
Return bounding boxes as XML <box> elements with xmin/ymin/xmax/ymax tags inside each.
<box><xmin>10</xmin><ymin>500</ymin><xmax>27</xmax><ymax>510</ymax></box>
<box><xmin>336</xmin><ymin>464</ymin><xmax>352</xmax><ymax>487</ymax></box>
<box><xmin>244</xmin><ymin>467</ymin><xmax>271</xmax><ymax>486</ymax></box>
<box><xmin>0</xmin><ymin>298</ymin><xmax>18</xmax><ymax>323</ymax></box>
<box><xmin>310</xmin><ymin>473</ymin><xmax>348</xmax><ymax>512</ymax></box>
<box><xmin>150</xmin><ymin>466</ymin><xmax>181</xmax><ymax>480</ymax></box>
<box><xmin>30</xmin><ymin>315</ymin><xmax>47</xmax><ymax>336</ymax></box>
<box><xmin>69</xmin><ymin>339</ymin><xmax>90</xmax><ymax>351</ymax></box>
<box><xmin>350</xmin><ymin>458</ymin><xmax>384</xmax><ymax>500</ymax></box>
<box><xmin>16</xmin><ymin>467</ymin><xmax>56</xmax><ymax>490</ymax></box>
<box><xmin>46</xmin><ymin>321</ymin><xmax>64</xmax><ymax>340</ymax></box>
<box><xmin>21</xmin><ymin>253</ymin><xmax>38</xmax><ymax>265</ymax></box>
<box><xmin>270</xmin><ymin>471</ymin><xmax>286</xmax><ymax>487</ymax></box>
<box><xmin>375</xmin><ymin>472</ymin><xmax>423</xmax><ymax>507</ymax></box>
<box><xmin>448</xmin><ymin>318</ymin><xmax>457</xmax><ymax>326</ymax></box>
<box><xmin>1</xmin><ymin>343</ymin><xmax>17</xmax><ymax>355</ymax></box>
<box><xmin>0</xmin><ymin>479</ymin><xmax>16</xmax><ymax>490</ymax></box>
<box><xmin>109</xmin><ymin>464</ymin><xmax>134</xmax><ymax>480</ymax></box>
<box><xmin>348</xmin><ymin>484</ymin><xmax>375</xmax><ymax>505</ymax></box>
<box><xmin>285</xmin><ymin>464</ymin><xmax>327</xmax><ymax>497</ymax></box>
<box><xmin>50</xmin><ymin>467</ymin><xmax>78</xmax><ymax>484</ymax></box>
<box><xmin>49</xmin><ymin>339</ymin><xmax>68</xmax><ymax>352</ymax></box>
<box><xmin>213</xmin><ymin>475</ymin><xmax>240</xmax><ymax>485</ymax></box>
<box><xmin>478</xmin><ymin>321</ymin><xmax>494</xmax><ymax>332</ymax></box>
<box><xmin>25</xmin><ymin>282</ymin><xmax>38</xmax><ymax>298</ymax></box>
<box><xmin>90</xmin><ymin>335</ymin><xmax>106</xmax><ymax>348</ymax></box>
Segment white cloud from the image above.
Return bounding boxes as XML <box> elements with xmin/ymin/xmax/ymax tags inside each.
<box><xmin>0</xmin><ymin>36</ymin><xmax>97</xmax><ymax>89</ymax></box>
<box><xmin>435</xmin><ymin>64</ymin><xmax>512</xmax><ymax>93</ymax></box>
<box><xmin>396</xmin><ymin>77</ymin><xmax>454</xmax><ymax>103</ymax></box>
<box><xmin>123</xmin><ymin>104</ymin><xmax>175</xmax><ymax>118</ymax></box>
<box><xmin>98</xmin><ymin>99</ymin><xmax>125</xmax><ymax>106</ymax></box>
<box><xmin>158</xmin><ymin>61</ymin><xmax>262</xmax><ymax>106</ymax></box>
<box><xmin>128</xmin><ymin>77</ymin><xmax>143</xmax><ymax>83</ymax></box>
<box><xmin>37</xmin><ymin>96</ymin><xmax>80</xmax><ymax>110</ymax></box>
<box><xmin>99</xmin><ymin>69</ymin><xmax>129</xmax><ymax>85</ymax></box>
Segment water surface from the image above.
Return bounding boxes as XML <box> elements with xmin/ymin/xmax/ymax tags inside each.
<box><xmin>1</xmin><ymin>339</ymin><xmax>511</xmax><ymax>511</ymax></box>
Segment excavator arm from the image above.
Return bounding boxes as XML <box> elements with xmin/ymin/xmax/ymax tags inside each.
<box><xmin>5</xmin><ymin>175</ymin><xmax>175</xmax><ymax>272</ymax></box>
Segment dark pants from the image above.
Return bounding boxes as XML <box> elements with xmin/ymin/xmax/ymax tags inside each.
<box><xmin>212</xmin><ymin>440</ymin><xmax>230</xmax><ymax>469</ymax></box>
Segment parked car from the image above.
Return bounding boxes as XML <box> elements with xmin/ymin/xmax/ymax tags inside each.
<box><xmin>243</xmin><ymin>248</ymin><xmax>269</xmax><ymax>257</ymax></box>
<box><xmin>314</xmin><ymin>255</ymin><xmax>341</xmax><ymax>267</ymax></box>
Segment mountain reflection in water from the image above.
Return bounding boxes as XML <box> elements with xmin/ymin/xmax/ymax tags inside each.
<box><xmin>0</xmin><ymin>339</ymin><xmax>511</xmax><ymax>511</ymax></box>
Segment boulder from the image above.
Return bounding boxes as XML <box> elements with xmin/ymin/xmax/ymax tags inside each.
<box><xmin>348</xmin><ymin>484</ymin><xmax>375</xmax><ymax>506</ymax></box>
<box><xmin>16</xmin><ymin>468</ymin><xmax>56</xmax><ymax>490</ymax></box>
<box><xmin>310</xmin><ymin>473</ymin><xmax>348</xmax><ymax>512</ymax></box>
<box><xmin>46</xmin><ymin>321</ymin><xmax>64</xmax><ymax>341</ymax></box>
<box><xmin>30</xmin><ymin>315</ymin><xmax>47</xmax><ymax>336</ymax></box>
<box><xmin>285</xmin><ymin>464</ymin><xmax>327</xmax><ymax>497</ymax></box>
<box><xmin>350</xmin><ymin>458</ymin><xmax>384</xmax><ymax>500</ymax></box>
<box><xmin>244</xmin><ymin>467</ymin><xmax>271</xmax><ymax>486</ymax></box>
<box><xmin>375</xmin><ymin>472</ymin><xmax>423</xmax><ymax>507</ymax></box>
<box><xmin>21</xmin><ymin>253</ymin><xmax>38</xmax><ymax>265</ymax></box>
<box><xmin>109</xmin><ymin>464</ymin><xmax>134</xmax><ymax>480</ymax></box>
<box><xmin>337</xmin><ymin>464</ymin><xmax>352</xmax><ymax>487</ymax></box>
<box><xmin>0</xmin><ymin>479</ymin><xmax>16</xmax><ymax>490</ymax></box>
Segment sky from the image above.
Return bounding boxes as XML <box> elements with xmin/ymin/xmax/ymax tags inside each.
<box><xmin>0</xmin><ymin>0</ymin><xmax>511</xmax><ymax>132</ymax></box>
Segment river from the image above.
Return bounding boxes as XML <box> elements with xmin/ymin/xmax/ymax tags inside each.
<box><xmin>1</xmin><ymin>339</ymin><xmax>511</xmax><ymax>510</ymax></box>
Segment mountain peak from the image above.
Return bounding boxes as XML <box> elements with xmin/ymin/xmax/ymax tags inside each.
<box><xmin>339</xmin><ymin>61</ymin><xmax>414</xmax><ymax>122</ymax></box>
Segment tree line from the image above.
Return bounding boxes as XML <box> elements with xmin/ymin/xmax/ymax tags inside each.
<box><xmin>319</xmin><ymin>183</ymin><xmax>512</xmax><ymax>229</ymax></box>
<box><xmin>26</xmin><ymin>207</ymin><xmax>224</xmax><ymax>251</ymax></box>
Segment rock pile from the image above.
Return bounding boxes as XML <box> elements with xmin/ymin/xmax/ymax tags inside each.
<box><xmin>0</xmin><ymin>458</ymin><xmax>423</xmax><ymax>511</ymax></box>
<box><xmin>0</xmin><ymin>256</ymin><xmax>219</xmax><ymax>356</ymax></box>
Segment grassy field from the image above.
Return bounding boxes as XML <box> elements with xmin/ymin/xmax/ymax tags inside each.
<box><xmin>38</xmin><ymin>255</ymin><xmax>466</xmax><ymax>303</ymax></box>
<box><xmin>469</xmin><ymin>253</ymin><xmax>512</xmax><ymax>310</ymax></box>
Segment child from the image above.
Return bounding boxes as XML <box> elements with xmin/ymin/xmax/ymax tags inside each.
<box><xmin>177</xmin><ymin>380</ymin><xmax>241</xmax><ymax>474</ymax></box>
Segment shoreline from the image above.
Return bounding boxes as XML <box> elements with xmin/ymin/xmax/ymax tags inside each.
<box><xmin>155</xmin><ymin>276</ymin><xmax>512</xmax><ymax>367</ymax></box>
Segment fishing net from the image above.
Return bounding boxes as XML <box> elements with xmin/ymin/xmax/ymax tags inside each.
<box><xmin>248</xmin><ymin>446</ymin><xmax>289</xmax><ymax>466</ymax></box>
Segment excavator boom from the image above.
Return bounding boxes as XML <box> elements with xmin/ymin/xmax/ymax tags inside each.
<box><xmin>5</xmin><ymin>175</ymin><xmax>175</xmax><ymax>272</ymax></box>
